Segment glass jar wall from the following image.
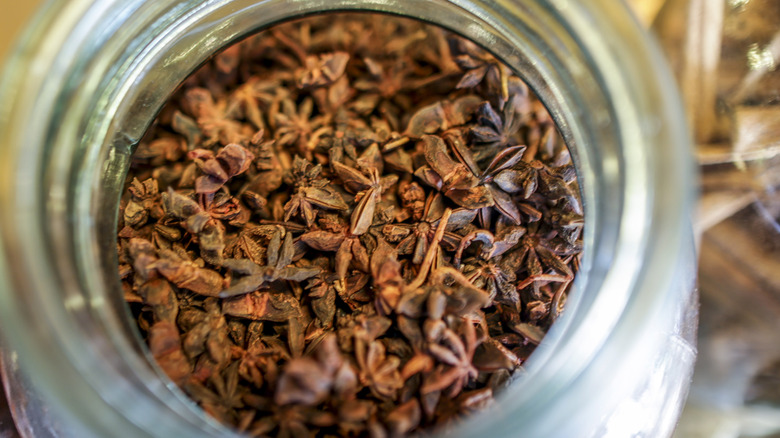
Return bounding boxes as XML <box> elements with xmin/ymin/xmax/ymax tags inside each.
<box><xmin>0</xmin><ymin>1</ymin><xmax>697</xmax><ymax>437</ymax></box>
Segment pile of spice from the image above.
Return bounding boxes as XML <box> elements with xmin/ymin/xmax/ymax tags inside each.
<box><xmin>117</xmin><ymin>14</ymin><xmax>583</xmax><ymax>437</ymax></box>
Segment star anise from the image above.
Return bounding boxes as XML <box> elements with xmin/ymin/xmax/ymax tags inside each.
<box><xmin>220</xmin><ymin>229</ymin><xmax>321</xmax><ymax>297</ymax></box>
<box><xmin>184</xmin><ymin>362</ymin><xmax>246</xmax><ymax>426</ymax></box>
<box><xmin>123</xmin><ymin>177</ymin><xmax>162</xmax><ymax>228</ymax></box>
<box><xmin>462</xmin><ymin>257</ymin><xmax>518</xmax><ymax>306</ymax></box>
<box><xmin>352</xmin><ymin>316</ymin><xmax>404</xmax><ymax>400</ymax></box>
<box><xmin>224</xmin><ymin>224</ymin><xmax>277</xmax><ymax>264</ymax></box>
<box><xmin>332</xmin><ymin>159</ymin><xmax>398</xmax><ymax>235</ymax></box>
<box><xmin>397</xmin><ymin>180</ymin><xmax>426</xmax><ymax>221</ymax></box>
<box><xmin>298</xmin><ymin>51</ymin><xmax>350</xmax><ymax>89</ymax></box>
<box><xmin>309</xmin><ymin>75</ymin><xmax>357</xmax><ymax>124</ymax></box>
<box><xmin>158</xmin><ymin>188</ymin><xmax>243</xmax><ymax>264</ymax></box>
<box><xmin>271</xmin><ymin>96</ymin><xmax>326</xmax><ymax>158</ymax></box>
<box><xmin>167</xmin><ymin>111</ymin><xmax>201</xmax><ymax>152</ymax></box>
<box><xmin>275</xmin><ymin>333</ymin><xmax>356</xmax><ymax>405</ymax></box>
<box><xmin>315</xmin><ymin>108</ymin><xmax>378</xmax><ymax>164</ymax></box>
<box><xmin>493</xmin><ymin>159</ymin><xmax>582</xmax><ymax>215</ymax></box>
<box><xmin>244</xmin><ymin>134</ymin><xmax>285</xmax><ymax>197</ymax></box>
<box><xmin>116</xmin><ymin>14</ymin><xmax>584</xmax><ymax>437</ymax></box>
<box><xmin>420</xmin><ymin>317</ymin><xmax>480</xmax><ymax>399</ymax></box>
<box><xmin>414</xmin><ymin>134</ymin><xmax>493</xmax><ymax>210</ymax></box>
<box><xmin>453</xmin><ymin>40</ymin><xmax>512</xmax><ymax>109</ymax></box>
<box><xmin>147</xmin><ymin>320</ymin><xmax>191</xmax><ymax>386</ymax></box>
<box><xmin>506</xmin><ymin>224</ymin><xmax>574</xmax><ymax>299</ymax></box>
<box><xmin>353</xmin><ymin>57</ymin><xmax>415</xmax><ymax>118</ymax></box>
<box><xmin>470</xmin><ymin>96</ymin><xmax>527</xmax><ymax>164</ymax></box>
<box><xmin>247</xmin><ymin>402</ymin><xmax>338</xmax><ymax>438</ymax></box>
<box><xmin>182</xmin><ymin>87</ymin><xmax>251</xmax><ymax>146</ymax></box>
<box><xmin>306</xmin><ymin>273</ymin><xmax>338</xmax><ymax>328</ymax></box>
<box><xmin>402</xmin><ymin>95</ymin><xmax>482</xmax><ymax>139</ymax></box>
<box><xmin>134</xmin><ymin>134</ymin><xmax>188</xmax><ymax>166</ymax></box>
<box><xmin>283</xmin><ymin>155</ymin><xmax>349</xmax><ymax>227</ymax></box>
<box><xmin>299</xmin><ymin>215</ymin><xmax>370</xmax><ymax>282</ymax></box>
<box><xmin>221</xmin><ymin>288</ymin><xmax>308</xmax><ymax>357</ymax></box>
<box><xmin>230</xmin><ymin>322</ymin><xmax>280</xmax><ymax>390</ymax></box>
<box><xmin>147</xmin><ymin>248</ymin><xmax>225</xmax><ymax>297</ymax></box>
<box><xmin>180</xmin><ymin>298</ymin><xmax>231</xmax><ymax>369</ymax></box>
<box><xmin>382</xmin><ymin>193</ymin><xmax>474</xmax><ymax>265</ymax></box>
<box><xmin>225</xmin><ymin>78</ymin><xmax>279</xmax><ymax>131</ymax></box>
<box><xmin>445</xmin><ymin>129</ymin><xmax>528</xmax><ymax>225</ymax></box>
<box><xmin>189</xmin><ymin>143</ymin><xmax>255</xmax><ymax>194</ymax></box>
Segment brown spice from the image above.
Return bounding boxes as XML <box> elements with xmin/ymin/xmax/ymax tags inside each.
<box><xmin>118</xmin><ymin>13</ymin><xmax>583</xmax><ymax>437</ymax></box>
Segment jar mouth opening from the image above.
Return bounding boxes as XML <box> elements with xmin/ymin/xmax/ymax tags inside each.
<box><xmin>93</xmin><ymin>3</ymin><xmax>615</xmax><ymax>431</ymax></box>
<box><xmin>0</xmin><ymin>1</ymin><xmax>694</xmax><ymax>437</ymax></box>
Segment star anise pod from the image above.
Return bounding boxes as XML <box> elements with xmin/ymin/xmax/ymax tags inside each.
<box><xmin>189</xmin><ymin>144</ymin><xmax>255</xmax><ymax>194</ymax></box>
<box><xmin>137</xmin><ymin>277</ymin><xmax>179</xmax><ymax>325</ymax></box>
<box><xmin>453</xmin><ymin>39</ymin><xmax>512</xmax><ymax>108</ymax></box>
<box><xmin>275</xmin><ymin>333</ymin><xmax>353</xmax><ymax>406</ymax></box>
<box><xmin>184</xmin><ymin>362</ymin><xmax>245</xmax><ymax>426</ymax></box>
<box><xmin>283</xmin><ymin>156</ymin><xmax>349</xmax><ymax>227</ymax></box>
<box><xmin>414</xmin><ymin>134</ymin><xmax>493</xmax><ymax>210</ymax></box>
<box><xmin>134</xmin><ymin>135</ymin><xmax>188</xmax><ymax>166</ymax></box>
<box><xmin>220</xmin><ymin>229</ymin><xmax>321</xmax><ymax>297</ymax></box>
<box><xmin>130</xmin><ymin>219</ymin><xmax>182</xmax><ymax>252</ymax></box>
<box><xmin>470</xmin><ymin>96</ymin><xmax>527</xmax><ymax>164</ymax></box>
<box><xmin>505</xmin><ymin>224</ymin><xmax>574</xmax><ymax>299</ymax></box>
<box><xmin>306</xmin><ymin>274</ymin><xmax>338</xmax><ymax>329</ymax></box>
<box><xmin>397</xmin><ymin>180</ymin><xmax>426</xmax><ymax>222</ymax></box>
<box><xmin>271</xmin><ymin>96</ymin><xmax>326</xmax><ymax>158</ymax></box>
<box><xmin>116</xmin><ymin>14</ymin><xmax>584</xmax><ymax>437</ymax></box>
<box><xmin>299</xmin><ymin>214</ymin><xmax>372</xmax><ymax>282</ymax></box>
<box><xmin>222</xmin><ymin>289</ymin><xmax>307</xmax><ymax>357</ymax></box>
<box><xmin>225</xmin><ymin>78</ymin><xmax>279</xmax><ymax>131</ymax></box>
<box><xmin>353</xmin><ymin>318</ymin><xmax>403</xmax><ymax>400</ymax></box>
<box><xmin>382</xmin><ymin>192</ymin><xmax>474</xmax><ymax>265</ymax></box>
<box><xmin>243</xmin><ymin>136</ymin><xmax>284</xmax><ymax>198</ymax></box>
<box><xmin>332</xmin><ymin>160</ymin><xmax>398</xmax><ymax>235</ymax></box>
<box><xmin>462</xmin><ymin>257</ymin><xmax>518</xmax><ymax>306</ymax></box>
<box><xmin>148</xmin><ymin>248</ymin><xmax>225</xmax><ymax>297</ymax></box>
<box><xmin>123</xmin><ymin>177</ymin><xmax>162</xmax><ymax>228</ymax></box>
<box><xmin>446</xmin><ymin>129</ymin><xmax>527</xmax><ymax>225</ymax></box>
<box><xmin>147</xmin><ymin>320</ymin><xmax>191</xmax><ymax>386</ymax></box>
<box><xmin>224</xmin><ymin>224</ymin><xmax>278</xmax><ymax>264</ymax></box>
<box><xmin>420</xmin><ymin>318</ymin><xmax>480</xmax><ymax>399</ymax></box>
<box><xmin>181</xmin><ymin>298</ymin><xmax>231</xmax><ymax>368</ymax></box>
<box><xmin>493</xmin><ymin>159</ymin><xmax>582</xmax><ymax>215</ymax></box>
<box><xmin>298</xmin><ymin>51</ymin><xmax>350</xmax><ymax>88</ymax></box>
<box><xmin>353</xmin><ymin>57</ymin><xmax>414</xmax><ymax>114</ymax></box>
<box><xmin>157</xmin><ymin>188</ymin><xmax>241</xmax><ymax>264</ymax></box>
<box><xmin>402</xmin><ymin>95</ymin><xmax>482</xmax><ymax>138</ymax></box>
<box><xmin>247</xmin><ymin>402</ymin><xmax>338</xmax><ymax>438</ymax></box>
<box><xmin>182</xmin><ymin>87</ymin><xmax>251</xmax><ymax>146</ymax></box>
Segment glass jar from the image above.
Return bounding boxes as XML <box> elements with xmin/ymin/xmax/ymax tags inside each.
<box><xmin>0</xmin><ymin>0</ymin><xmax>698</xmax><ymax>437</ymax></box>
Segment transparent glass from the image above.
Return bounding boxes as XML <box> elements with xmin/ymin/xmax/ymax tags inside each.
<box><xmin>648</xmin><ymin>1</ymin><xmax>780</xmax><ymax>435</ymax></box>
<box><xmin>0</xmin><ymin>0</ymin><xmax>698</xmax><ymax>437</ymax></box>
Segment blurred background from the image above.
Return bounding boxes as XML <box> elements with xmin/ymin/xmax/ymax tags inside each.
<box><xmin>1</xmin><ymin>1</ymin><xmax>779</xmax><ymax>437</ymax></box>
<box><xmin>0</xmin><ymin>4</ymin><xmax>41</xmax><ymax>63</ymax></box>
<box><xmin>0</xmin><ymin>5</ymin><xmax>41</xmax><ymax>438</ymax></box>
<box><xmin>643</xmin><ymin>1</ymin><xmax>780</xmax><ymax>437</ymax></box>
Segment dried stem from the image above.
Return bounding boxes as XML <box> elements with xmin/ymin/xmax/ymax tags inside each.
<box><xmin>410</xmin><ymin>208</ymin><xmax>452</xmax><ymax>290</ymax></box>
